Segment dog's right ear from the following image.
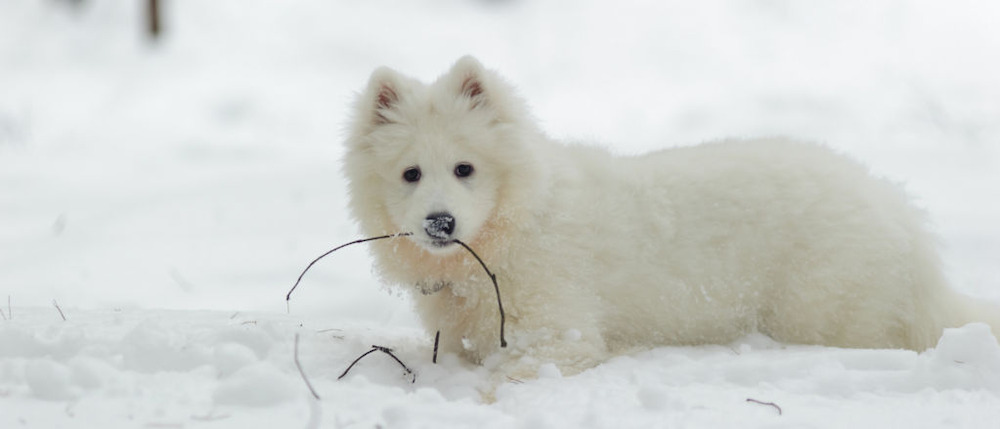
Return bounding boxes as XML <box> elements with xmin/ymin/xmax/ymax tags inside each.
<box><xmin>362</xmin><ymin>66</ymin><xmax>404</xmax><ymax>126</ymax></box>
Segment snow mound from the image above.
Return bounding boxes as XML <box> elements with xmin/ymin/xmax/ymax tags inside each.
<box><xmin>213</xmin><ymin>362</ymin><xmax>299</xmax><ymax>406</ymax></box>
<box><xmin>922</xmin><ymin>323</ymin><xmax>1000</xmax><ymax>389</ymax></box>
<box><xmin>1</xmin><ymin>308</ymin><xmax>1000</xmax><ymax>428</ymax></box>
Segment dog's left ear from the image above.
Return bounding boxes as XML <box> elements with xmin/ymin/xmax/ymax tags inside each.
<box><xmin>449</xmin><ymin>56</ymin><xmax>490</xmax><ymax>111</ymax></box>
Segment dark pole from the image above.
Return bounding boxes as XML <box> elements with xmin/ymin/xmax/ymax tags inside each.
<box><xmin>147</xmin><ymin>0</ymin><xmax>161</xmax><ymax>40</ymax></box>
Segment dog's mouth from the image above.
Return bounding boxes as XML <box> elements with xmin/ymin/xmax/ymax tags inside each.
<box><xmin>419</xmin><ymin>238</ymin><xmax>459</xmax><ymax>252</ymax></box>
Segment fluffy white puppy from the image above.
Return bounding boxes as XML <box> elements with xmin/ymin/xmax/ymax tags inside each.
<box><xmin>343</xmin><ymin>56</ymin><xmax>998</xmax><ymax>379</ymax></box>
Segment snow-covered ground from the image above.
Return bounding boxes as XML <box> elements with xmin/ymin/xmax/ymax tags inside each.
<box><xmin>2</xmin><ymin>0</ymin><xmax>999</xmax><ymax>427</ymax></box>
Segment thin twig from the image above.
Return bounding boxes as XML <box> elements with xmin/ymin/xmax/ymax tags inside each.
<box><xmin>453</xmin><ymin>239</ymin><xmax>507</xmax><ymax>348</ymax></box>
<box><xmin>746</xmin><ymin>398</ymin><xmax>782</xmax><ymax>415</ymax></box>
<box><xmin>287</xmin><ymin>233</ymin><xmax>507</xmax><ymax>349</ymax></box>
<box><xmin>339</xmin><ymin>345</ymin><xmax>416</xmax><ymax>383</ymax></box>
<box><xmin>294</xmin><ymin>333</ymin><xmax>321</xmax><ymax>400</ymax></box>
<box><xmin>373</xmin><ymin>346</ymin><xmax>416</xmax><ymax>383</ymax></box>
<box><xmin>286</xmin><ymin>233</ymin><xmax>413</xmax><ymax>312</ymax></box>
<box><xmin>338</xmin><ymin>348</ymin><xmax>379</xmax><ymax>379</ymax></box>
<box><xmin>432</xmin><ymin>330</ymin><xmax>440</xmax><ymax>364</ymax></box>
<box><xmin>52</xmin><ymin>300</ymin><xmax>66</xmax><ymax>321</ymax></box>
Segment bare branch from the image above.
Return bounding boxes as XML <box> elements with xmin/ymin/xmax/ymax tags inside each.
<box><xmin>52</xmin><ymin>300</ymin><xmax>66</xmax><ymax>321</ymax></box>
<box><xmin>746</xmin><ymin>398</ymin><xmax>782</xmax><ymax>415</ymax></box>
<box><xmin>453</xmin><ymin>239</ymin><xmax>507</xmax><ymax>348</ymax></box>
<box><xmin>286</xmin><ymin>233</ymin><xmax>413</xmax><ymax>312</ymax></box>
<box><xmin>338</xmin><ymin>348</ymin><xmax>378</xmax><ymax>379</ymax></box>
<box><xmin>287</xmin><ymin>234</ymin><xmax>508</xmax><ymax>349</ymax></box>
<box><xmin>373</xmin><ymin>346</ymin><xmax>416</xmax><ymax>383</ymax></box>
<box><xmin>294</xmin><ymin>333</ymin><xmax>321</xmax><ymax>400</ymax></box>
<box><xmin>339</xmin><ymin>345</ymin><xmax>416</xmax><ymax>383</ymax></box>
<box><xmin>432</xmin><ymin>330</ymin><xmax>440</xmax><ymax>364</ymax></box>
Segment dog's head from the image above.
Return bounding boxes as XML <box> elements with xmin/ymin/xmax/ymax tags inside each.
<box><xmin>344</xmin><ymin>56</ymin><xmax>535</xmax><ymax>255</ymax></box>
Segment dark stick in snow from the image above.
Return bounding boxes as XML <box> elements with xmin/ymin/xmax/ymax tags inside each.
<box><xmin>433</xmin><ymin>330</ymin><xmax>440</xmax><ymax>364</ymax></box>
<box><xmin>52</xmin><ymin>300</ymin><xmax>66</xmax><ymax>321</ymax></box>
<box><xmin>746</xmin><ymin>398</ymin><xmax>783</xmax><ymax>415</ymax></box>
<box><xmin>339</xmin><ymin>345</ymin><xmax>416</xmax><ymax>383</ymax></box>
<box><xmin>295</xmin><ymin>333</ymin><xmax>321</xmax><ymax>400</ymax></box>
<box><xmin>452</xmin><ymin>239</ymin><xmax>507</xmax><ymax>348</ymax></box>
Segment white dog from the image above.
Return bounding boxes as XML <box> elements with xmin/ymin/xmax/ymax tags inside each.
<box><xmin>343</xmin><ymin>56</ymin><xmax>998</xmax><ymax>380</ymax></box>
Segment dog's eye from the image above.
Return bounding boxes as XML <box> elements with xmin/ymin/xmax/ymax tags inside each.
<box><xmin>402</xmin><ymin>167</ymin><xmax>422</xmax><ymax>183</ymax></box>
<box><xmin>454</xmin><ymin>163</ymin><xmax>474</xmax><ymax>178</ymax></box>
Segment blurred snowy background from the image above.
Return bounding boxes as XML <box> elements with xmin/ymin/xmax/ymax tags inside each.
<box><xmin>2</xmin><ymin>1</ymin><xmax>999</xmax><ymax>427</ymax></box>
<box><xmin>2</xmin><ymin>0</ymin><xmax>998</xmax><ymax>315</ymax></box>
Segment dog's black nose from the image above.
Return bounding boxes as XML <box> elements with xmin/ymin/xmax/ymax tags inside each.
<box><xmin>424</xmin><ymin>212</ymin><xmax>456</xmax><ymax>239</ymax></box>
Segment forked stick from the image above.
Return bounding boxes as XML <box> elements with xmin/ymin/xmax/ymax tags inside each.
<box><xmin>286</xmin><ymin>232</ymin><xmax>413</xmax><ymax>306</ymax></box>
<box><xmin>286</xmin><ymin>233</ymin><xmax>507</xmax><ymax>348</ymax></box>
<box><xmin>339</xmin><ymin>345</ymin><xmax>415</xmax><ymax>383</ymax></box>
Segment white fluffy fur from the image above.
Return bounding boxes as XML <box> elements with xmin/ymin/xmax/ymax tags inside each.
<box><xmin>343</xmin><ymin>56</ymin><xmax>999</xmax><ymax>379</ymax></box>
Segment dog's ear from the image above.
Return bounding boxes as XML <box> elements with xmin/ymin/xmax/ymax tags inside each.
<box><xmin>449</xmin><ymin>56</ymin><xmax>490</xmax><ymax>110</ymax></box>
<box><xmin>445</xmin><ymin>56</ymin><xmax>528</xmax><ymax>125</ymax></box>
<box><xmin>363</xmin><ymin>66</ymin><xmax>404</xmax><ymax>126</ymax></box>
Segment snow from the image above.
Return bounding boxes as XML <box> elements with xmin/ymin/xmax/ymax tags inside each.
<box><xmin>2</xmin><ymin>0</ymin><xmax>999</xmax><ymax>427</ymax></box>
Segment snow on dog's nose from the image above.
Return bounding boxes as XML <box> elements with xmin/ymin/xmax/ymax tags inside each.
<box><xmin>423</xmin><ymin>213</ymin><xmax>456</xmax><ymax>241</ymax></box>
